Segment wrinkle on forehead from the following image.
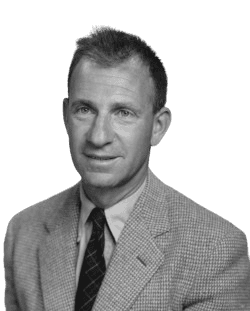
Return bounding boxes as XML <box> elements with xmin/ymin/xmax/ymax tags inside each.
<box><xmin>79</xmin><ymin>78</ymin><xmax>137</xmax><ymax>94</ymax></box>
<box><xmin>69</xmin><ymin>57</ymin><xmax>155</xmax><ymax>101</ymax></box>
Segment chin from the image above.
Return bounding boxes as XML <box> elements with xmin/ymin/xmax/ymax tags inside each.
<box><xmin>81</xmin><ymin>171</ymin><xmax>120</xmax><ymax>189</ymax></box>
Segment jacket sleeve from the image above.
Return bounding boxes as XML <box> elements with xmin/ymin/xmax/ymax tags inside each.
<box><xmin>4</xmin><ymin>219</ymin><xmax>20</xmax><ymax>311</ymax></box>
<box><xmin>185</xmin><ymin>230</ymin><xmax>250</xmax><ymax>310</ymax></box>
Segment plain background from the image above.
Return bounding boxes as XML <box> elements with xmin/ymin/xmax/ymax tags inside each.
<box><xmin>1</xmin><ymin>0</ymin><xmax>249</xmax><ymax>307</ymax></box>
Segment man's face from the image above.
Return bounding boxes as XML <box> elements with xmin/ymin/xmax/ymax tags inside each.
<box><xmin>64</xmin><ymin>58</ymin><xmax>166</xmax><ymax>191</ymax></box>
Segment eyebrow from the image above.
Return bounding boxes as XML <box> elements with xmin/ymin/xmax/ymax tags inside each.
<box><xmin>71</xmin><ymin>99</ymin><xmax>93</xmax><ymax>108</ymax></box>
<box><xmin>111</xmin><ymin>102</ymin><xmax>141</xmax><ymax>113</ymax></box>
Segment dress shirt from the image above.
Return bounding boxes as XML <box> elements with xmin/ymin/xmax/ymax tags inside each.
<box><xmin>76</xmin><ymin>179</ymin><xmax>146</xmax><ymax>286</ymax></box>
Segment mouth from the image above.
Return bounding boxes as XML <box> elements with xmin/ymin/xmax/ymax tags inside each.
<box><xmin>86</xmin><ymin>155</ymin><xmax>117</xmax><ymax>161</ymax></box>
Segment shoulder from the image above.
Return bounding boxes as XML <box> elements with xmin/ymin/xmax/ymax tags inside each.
<box><xmin>6</xmin><ymin>182</ymin><xmax>80</xmax><ymax>235</ymax></box>
<box><xmin>147</xmin><ymin>171</ymin><xmax>250</xmax><ymax>292</ymax></box>
<box><xmin>147</xmin><ymin>170</ymin><xmax>246</xmax><ymax>243</ymax></box>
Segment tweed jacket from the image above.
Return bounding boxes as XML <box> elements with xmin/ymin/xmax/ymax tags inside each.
<box><xmin>4</xmin><ymin>170</ymin><xmax>250</xmax><ymax>310</ymax></box>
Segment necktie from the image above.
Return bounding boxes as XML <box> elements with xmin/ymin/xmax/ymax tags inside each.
<box><xmin>75</xmin><ymin>207</ymin><xmax>106</xmax><ymax>311</ymax></box>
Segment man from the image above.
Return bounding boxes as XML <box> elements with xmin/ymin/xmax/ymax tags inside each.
<box><xmin>4</xmin><ymin>27</ymin><xmax>250</xmax><ymax>310</ymax></box>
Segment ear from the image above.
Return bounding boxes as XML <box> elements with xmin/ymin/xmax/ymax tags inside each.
<box><xmin>151</xmin><ymin>107</ymin><xmax>171</xmax><ymax>146</ymax></box>
<box><xmin>63</xmin><ymin>98</ymin><xmax>69</xmax><ymax>133</ymax></box>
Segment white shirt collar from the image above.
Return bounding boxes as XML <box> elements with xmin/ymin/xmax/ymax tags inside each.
<box><xmin>77</xmin><ymin>179</ymin><xmax>146</xmax><ymax>243</ymax></box>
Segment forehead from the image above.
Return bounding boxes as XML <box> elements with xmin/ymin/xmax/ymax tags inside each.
<box><xmin>69</xmin><ymin>57</ymin><xmax>154</xmax><ymax>103</ymax></box>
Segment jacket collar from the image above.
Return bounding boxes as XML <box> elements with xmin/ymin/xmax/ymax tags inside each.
<box><xmin>40</xmin><ymin>183</ymin><xmax>81</xmax><ymax>311</ymax></box>
<box><xmin>93</xmin><ymin>170</ymin><xmax>171</xmax><ymax>311</ymax></box>
<box><xmin>40</xmin><ymin>170</ymin><xmax>171</xmax><ymax>311</ymax></box>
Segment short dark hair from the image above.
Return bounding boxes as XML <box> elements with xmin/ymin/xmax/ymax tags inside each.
<box><xmin>68</xmin><ymin>27</ymin><xmax>167</xmax><ymax>113</ymax></box>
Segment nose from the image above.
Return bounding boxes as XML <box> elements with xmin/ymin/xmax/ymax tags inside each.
<box><xmin>86</xmin><ymin>114</ymin><xmax>114</xmax><ymax>147</ymax></box>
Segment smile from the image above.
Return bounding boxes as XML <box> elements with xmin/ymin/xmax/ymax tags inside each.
<box><xmin>86</xmin><ymin>155</ymin><xmax>117</xmax><ymax>161</ymax></box>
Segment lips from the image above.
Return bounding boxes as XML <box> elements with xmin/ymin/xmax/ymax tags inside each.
<box><xmin>85</xmin><ymin>154</ymin><xmax>117</xmax><ymax>161</ymax></box>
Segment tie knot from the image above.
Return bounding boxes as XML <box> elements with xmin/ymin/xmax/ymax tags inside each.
<box><xmin>88</xmin><ymin>207</ymin><xmax>106</xmax><ymax>232</ymax></box>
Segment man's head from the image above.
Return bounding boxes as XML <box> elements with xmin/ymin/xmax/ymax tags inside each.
<box><xmin>63</xmin><ymin>27</ymin><xmax>171</xmax><ymax>204</ymax></box>
<box><xmin>67</xmin><ymin>27</ymin><xmax>167</xmax><ymax>114</ymax></box>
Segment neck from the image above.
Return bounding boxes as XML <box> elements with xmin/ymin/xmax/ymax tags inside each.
<box><xmin>82</xmin><ymin>172</ymin><xmax>148</xmax><ymax>209</ymax></box>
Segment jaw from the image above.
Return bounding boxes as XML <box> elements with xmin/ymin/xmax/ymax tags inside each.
<box><xmin>79</xmin><ymin>161</ymin><xmax>149</xmax><ymax>209</ymax></box>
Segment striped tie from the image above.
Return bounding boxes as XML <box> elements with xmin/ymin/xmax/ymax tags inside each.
<box><xmin>75</xmin><ymin>207</ymin><xmax>106</xmax><ymax>311</ymax></box>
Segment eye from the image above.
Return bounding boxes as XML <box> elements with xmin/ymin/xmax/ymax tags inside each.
<box><xmin>77</xmin><ymin>106</ymin><xmax>91</xmax><ymax>114</ymax></box>
<box><xmin>117</xmin><ymin>109</ymin><xmax>133</xmax><ymax>118</ymax></box>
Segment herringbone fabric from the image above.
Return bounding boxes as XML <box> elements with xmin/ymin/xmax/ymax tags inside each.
<box><xmin>75</xmin><ymin>208</ymin><xmax>106</xmax><ymax>311</ymax></box>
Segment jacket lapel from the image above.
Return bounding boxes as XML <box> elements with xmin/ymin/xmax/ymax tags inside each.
<box><xmin>39</xmin><ymin>184</ymin><xmax>81</xmax><ymax>311</ymax></box>
<box><xmin>93</xmin><ymin>171</ymin><xmax>170</xmax><ymax>311</ymax></box>
<box><xmin>38</xmin><ymin>171</ymin><xmax>170</xmax><ymax>311</ymax></box>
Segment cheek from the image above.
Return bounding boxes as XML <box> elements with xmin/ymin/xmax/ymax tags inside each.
<box><xmin>122</xmin><ymin>128</ymin><xmax>152</xmax><ymax>157</ymax></box>
<box><xmin>68</xmin><ymin>122</ymin><xmax>87</xmax><ymax>146</ymax></box>
<box><xmin>115</xmin><ymin>116</ymin><xmax>153</xmax><ymax>138</ymax></box>
<box><xmin>68</xmin><ymin>132</ymin><xmax>82</xmax><ymax>156</ymax></box>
